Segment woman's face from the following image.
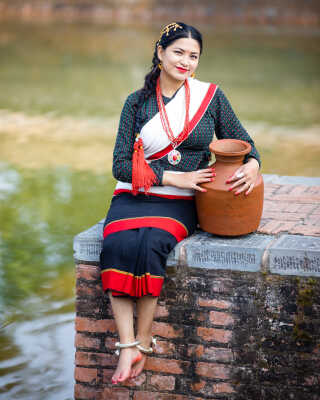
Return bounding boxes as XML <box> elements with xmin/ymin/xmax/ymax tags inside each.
<box><xmin>157</xmin><ymin>37</ymin><xmax>201</xmax><ymax>82</ymax></box>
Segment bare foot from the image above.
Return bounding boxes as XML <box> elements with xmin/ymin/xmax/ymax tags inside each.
<box><xmin>129</xmin><ymin>336</ymin><xmax>152</xmax><ymax>379</ymax></box>
<box><xmin>130</xmin><ymin>353</ymin><xmax>147</xmax><ymax>379</ymax></box>
<box><xmin>112</xmin><ymin>347</ymin><xmax>142</xmax><ymax>384</ymax></box>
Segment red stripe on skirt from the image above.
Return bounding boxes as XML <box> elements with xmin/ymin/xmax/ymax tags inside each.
<box><xmin>101</xmin><ymin>269</ymin><xmax>164</xmax><ymax>297</ymax></box>
<box><xmin>103</xmin><ymin>216</ymin><xmax>188</xmax><ymax>242</ymax></box>
<box><xmin>113</xmin><ymin>189</ymin><xmax>194</xmax><ymax>200</ymax></box>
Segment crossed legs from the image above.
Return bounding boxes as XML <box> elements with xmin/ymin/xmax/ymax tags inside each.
<box><xmin>108</xmin><ymin>292</ymin><xmax>158</xmax><ymax>383</ymax></box>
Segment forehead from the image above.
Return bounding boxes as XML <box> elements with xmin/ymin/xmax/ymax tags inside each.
<box><xmin>167</xmin><ymin>37</ymin><xmax>200</xmax><ymax>53</ymax></box>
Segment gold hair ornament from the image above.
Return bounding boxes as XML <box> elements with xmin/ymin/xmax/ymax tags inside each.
<box><xmin>156</xmin><ymin>22</ymin><xmax>183</xmax><ymax>47</ymax></box>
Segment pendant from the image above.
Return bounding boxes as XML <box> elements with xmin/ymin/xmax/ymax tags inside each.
<box><xmin>168</xmin><ymin>149</ymin><xmax>181</xmax><ymax>165</ymax></box>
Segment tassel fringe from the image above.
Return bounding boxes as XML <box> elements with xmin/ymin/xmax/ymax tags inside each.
<box><xmin>132</xmin><ymin>135</ymin><xmax>157</xmax><ymax>195</ymax></box>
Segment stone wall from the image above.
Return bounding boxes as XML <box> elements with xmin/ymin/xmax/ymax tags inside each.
<box><xmin>73</xmin><ymin>175</ymin><xmax>320</xmax><ymax>399</ymax></box>
<box><xmin>0</xmin><ymin>0</ymin><xmax>319</xmax><ymax>27</ymax></box>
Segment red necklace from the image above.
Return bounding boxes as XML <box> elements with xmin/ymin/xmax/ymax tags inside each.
<box><xmin>156</xmin><ymin>76</ymin><xmax>190</xmax><ymax>165</ymax></box>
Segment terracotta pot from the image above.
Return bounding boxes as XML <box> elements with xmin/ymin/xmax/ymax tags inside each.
<box><xmin>195</xmin><ymin>139</ymin><xmax>264</xmax><ymax>236</ymax></box>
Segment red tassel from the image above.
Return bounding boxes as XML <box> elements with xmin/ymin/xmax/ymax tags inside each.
<box><xmin>132</xmin><ymin>135</ymin><xmax>157</xmax><ymax>195</ymax></box>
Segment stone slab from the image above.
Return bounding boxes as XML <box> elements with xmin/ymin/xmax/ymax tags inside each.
<box><xmin>269</xmin><ymin>234</ymin><xmax>320</xmax><ymax>277</ymax></box>
<box><xmin>263</xmin><ymin>174</ymin><xmax>320</xmax><ymax>186</ymax></box>
<box><xmin>173</xmin><ymin>231</ymin><xmax>274</xmax><ymax>272</ymax></box>
<box><xmin>73</xmin><ymin>220</ymin><xmax>104</xmax><ymax>263</ymax></box>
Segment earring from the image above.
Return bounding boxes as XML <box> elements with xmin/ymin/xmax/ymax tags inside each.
<box><xmin>158</xmin><ymin>62</ymin><xmax>162</xmax><ymax>70</ymax></box>
<box><xmin>191</xmin><ymin>72</ymin><xmax>196</xmax><ymax>78</ymax></box>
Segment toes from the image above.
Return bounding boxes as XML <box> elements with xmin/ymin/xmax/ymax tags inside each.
<box><xmin>111</xmin><ymin>373</ymin><xmax>119</xmax><ymax>384</ymax></box>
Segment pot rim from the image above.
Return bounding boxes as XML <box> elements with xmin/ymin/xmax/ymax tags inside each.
<box><xmin>209</xmin><ymin>139</ymin><xmax>252</xmax><ymax>156</ymax></box>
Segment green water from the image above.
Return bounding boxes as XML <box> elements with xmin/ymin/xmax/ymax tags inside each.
<box><xmin>0</xmin><ymin>20</ymin><xmax>319</xmax><ymax>399</ymax></box>
<box><xmin>0</xmin><ymin>163</ymin><xmax>115</xmax><ymax>399</ymax></box>
<box><xmin>0</xmin><ymin>22</ymin><xmax>319</xmax><ymax>126</ymax></box>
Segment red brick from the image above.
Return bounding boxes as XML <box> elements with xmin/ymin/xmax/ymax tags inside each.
<box><xmin>298</xmin><ymin>204</ymin><xmax>318</xmax><ymax>214</ymax></box>
<box><xmin>145</xmin><ymin>357</ymin><xmax>189</xmax><ymax>374</ymax></box>
<box><xmin>102</xmin><ymin>368</ymin><xmax>114</xmax><ymax>382</ymax></box>
<box><xmin>76</xmin><ymin>282</ymin><xmax>103</xmax><ymax>297</ymax></box>
<box><xmin>75</xmin><ymin>332</ymin><xmax>100</xmax><ymax>350</ymax></box>
<box><xmin>134</xmin><ymin>393</ymin><xmax>188</xmax><ymax>400</ymax></box>
<box><xmin>100</xmin><ymin>387</ymin><xmax>130</xmax><ymax>400</ymax></box>
<box><xmin>197</xmin><ymin>327</ymin><xmax>232</xmax><ymax>343</ymax></box>
<box><xmin>203</xmin><ymin>346</ymin><xmax>234</xmax><ymax>362</ymax></box>
<box><xmin>264</xmin><ymin>183</ymin><xmax>281</xmax><ymax>193</ymax></box>
<box><xmin>213</xmin><ymin>382</ymin><xmax>235</xmax><ymax>393</ymax></box>
<box><xmin>209</xmin><ymin>311</ymin><xmax>234</xmax><ymax>326</ymax></box>
<box><xmin>191</xmin><ymin>379</ymin><xmax>206</xmax><ymax>392</ymax></box>
<box><xmin>76</xmin><ymin>317</ymin><xmax>116</xmax><ymax>333</ymax></box>
<box><xmin>188</xmin><ymin>344</ymin><xmax>204</xmax><ymax>358</ymax></box>
<box><xmin>312</xmin><ymin>206</ymin><xmax>320</xmax><ymax>215</ymax></box>
<box><xmin>193</xmin><ymin>311</ymin><xmax>207</xmax><ymax>322</ymax></box>
<box><xmin>150</xmin><ymin>374</ymin><xmax>175</xmax><ymax>390</ymax></box>
<box><xmin>76</xmin><ymin>298</ymin><xmax>100</xmax><ymax>314</ymax></box>
<box><xmin>289</xmin><ymin>185</ymin><xmax>310</xmax><ymax>196</ymax></box>
<box><xmin>104</xmin><ymin>336</ymin><xmax>117</xmax><ymax>351</ymax></box>
<box><xmin>152</xmin><ymin>321</ymin><xmax>183</xmax><ymax>338</ymax></box>
<box><xmin>273</xmin><ymin>184</ymin><xmax>293</xmax><ymax>195</ymax></box>
<box><xmin>154</xmin><ymin>339</ymin><xmax>176</xmax><ymax>355</ymax></box>
<box><xmin>267</xmin><ymin>195</ymin><xmax>319</xmax><ymax>204</ymax></box>
<box><xmin>258</xmin><ymin>220</ymin><xmax>297</xmax><ymax>235</ymax></box>
<box><xmin>198</xmin><ymin>298</ymin><xmax>231</xmax><ymax>310</ymax></box>
<box><xmin>75</xmin><ymin>351</ymin><xmax>117</xmax><ymax>367</ymax></box>
<box><xmin>261</xmin><ymin>211</ymin><xmax>305</xmax><ymax>221</ymax></box>
<box><xmin>154</xmin><ymin>305</ymin><xmax>169</xmax><ymax>318</ymax></box>
<box><xmin>290</xmin><ymin>225</ymin><xmax>320</xmax><ymax>236</ymax></box>
<box><xmin>74</xmin><ymin>383</ymin><xmax>101</xmax><ymax>400</ymax></box>
<box><xmin>284</xmin><ymin>203</ymin><xmax>302</xmax><ymax>213</ymax></box>
<box><xmin>304</xmin><ymin>215</ymin><xmax>320</xmax><ymax>226</ymax></box>
<box><xmin>308</xmin><ymin>186</ymin><xmax>320</xmax><ymax>195</ymax></box>
<box><xmin>196</xmin><ymin>362</ymin><xmax>230</xmax><ymax>379</ymax></box>
<box><xmin>211</xmin><ymin>280</ymin><xmax>233</xmax><ymax>294</ymax></box>
<box><xmin>74</xmin><ymin>367</ymin><xmax>98</xmax><ymax>384</ymax></box>
<box><xmin>264</xmin><ymin>200</ymin><xmax>288</xmax><ymax>212</ymax></box>
<box><xmin>76</xmin><ymin>264</ymin><xmax>100</xmax><ymax>281</ymax></box>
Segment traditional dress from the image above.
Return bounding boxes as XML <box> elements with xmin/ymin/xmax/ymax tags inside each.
<box><xmin>100</xmin><ymin>77</ymin><xmax>261</xmax><ymax>298</ymax></box>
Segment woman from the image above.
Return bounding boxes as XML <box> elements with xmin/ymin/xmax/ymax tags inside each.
<box><xmin>100</xmin><ymin>22</ymin><xmax>260</xmax><ymax>384</ymax></box>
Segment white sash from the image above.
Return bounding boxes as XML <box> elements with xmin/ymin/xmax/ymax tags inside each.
<box><xmin>115</xmin><ymin>78</ymin><xmax>218</xmax><ymax>197</ymax></box>
<box><xmin>142</xmin><ymin>78</ymin><xmax>212</xmax><ymax>160</ymax></box>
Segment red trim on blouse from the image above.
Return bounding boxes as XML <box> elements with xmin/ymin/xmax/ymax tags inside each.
<box><xmin>148</xmin><ymin>83</ymin><xmax>217</xmax><ymax>161</ymax></box>
<box><xmin>101</xmin><ymin>269</ymin><xmax>164</xmax><ymax>297</ymax></box>
<box><xmin>103</xmin><ymin>216</ymin><xmax>188</xmax><ymax>242</ymax></box>
<box><xmin>113</xmin><ymin>189</ymin><xmax>194</xmax><ymax>200</ymax></box>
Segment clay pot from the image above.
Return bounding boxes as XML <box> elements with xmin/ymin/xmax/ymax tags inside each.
<box><xmin>195</xmin><ymin>139</ymin><xmax>264</xmax><ymax>236</ymax></box>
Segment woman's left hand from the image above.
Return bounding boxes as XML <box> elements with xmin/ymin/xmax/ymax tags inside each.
<box><xmin>226</xmin><ymin>158</ymin><xmax>260</xmax><ymax>196</ymax></box>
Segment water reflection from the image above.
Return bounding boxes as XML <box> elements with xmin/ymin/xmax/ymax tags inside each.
<box><xmin>0</xmin><ymin>163</ymin><xmax>115</xmax><ymax>399</ymax></box>
<box><xmin>0</xmin><ymin>313</ymin><xmax>74</xmax><ymax>400</ymax></box>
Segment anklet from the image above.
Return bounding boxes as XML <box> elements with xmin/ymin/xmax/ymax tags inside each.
<box><xmin>115</xmin><ymin>340</ymin><xmax>141</xmax><ymax>356</ymax></box>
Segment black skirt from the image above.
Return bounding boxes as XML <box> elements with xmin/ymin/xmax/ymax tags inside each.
<box><xmin>99</xmin><ymin>192</ymin><xmax>197</xmax><ymax>298</ymax></box>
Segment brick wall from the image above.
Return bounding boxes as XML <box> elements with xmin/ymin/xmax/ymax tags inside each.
<box><xmin>74</xmin><ymin>177</ymin><xmax>320</xmax><ymax>399</ymax></box>
<box><xmin>74</xmin><ymin>264</ymin><xmax>320</xmax><ymax>399</ymax></box>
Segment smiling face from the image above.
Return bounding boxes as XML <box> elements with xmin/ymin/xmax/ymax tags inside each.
<box><xmin>157</xmin><ymin>37</ymin><xmax>201</xmax><ymax>82</ymax></box>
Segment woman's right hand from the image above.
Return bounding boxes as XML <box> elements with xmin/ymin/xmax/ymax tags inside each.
<box><xmin>162</xmin><ymin>167</ymin><xmax>215</xmax><ymax>192</ymax></box>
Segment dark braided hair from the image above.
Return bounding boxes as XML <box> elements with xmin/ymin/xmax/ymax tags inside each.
<box><xmin>142</xmin><ymin>22</ymin><xmax>202</xmax><ymax>100</ymax></box>
<box><xmin>134</xmin><ymin>22</ymin><xmax>203</xmax><ymax>132</ymax></box>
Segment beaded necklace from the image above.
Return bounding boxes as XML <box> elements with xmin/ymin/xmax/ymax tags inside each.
<box><xmin>156</xmin><ymin>76</ymin><xmax>190</xmax><ymax>165</ymax></box>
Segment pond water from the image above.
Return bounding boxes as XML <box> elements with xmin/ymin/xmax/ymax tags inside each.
<box><xmin>0</xmin><ymin>21</ymin><xmax>319</xmax><ymax>399</ymax></box>
<box><xmin>0</xmin><ymin>164</ymin><xmax>115</xmax><ymax>399</ymax></box>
